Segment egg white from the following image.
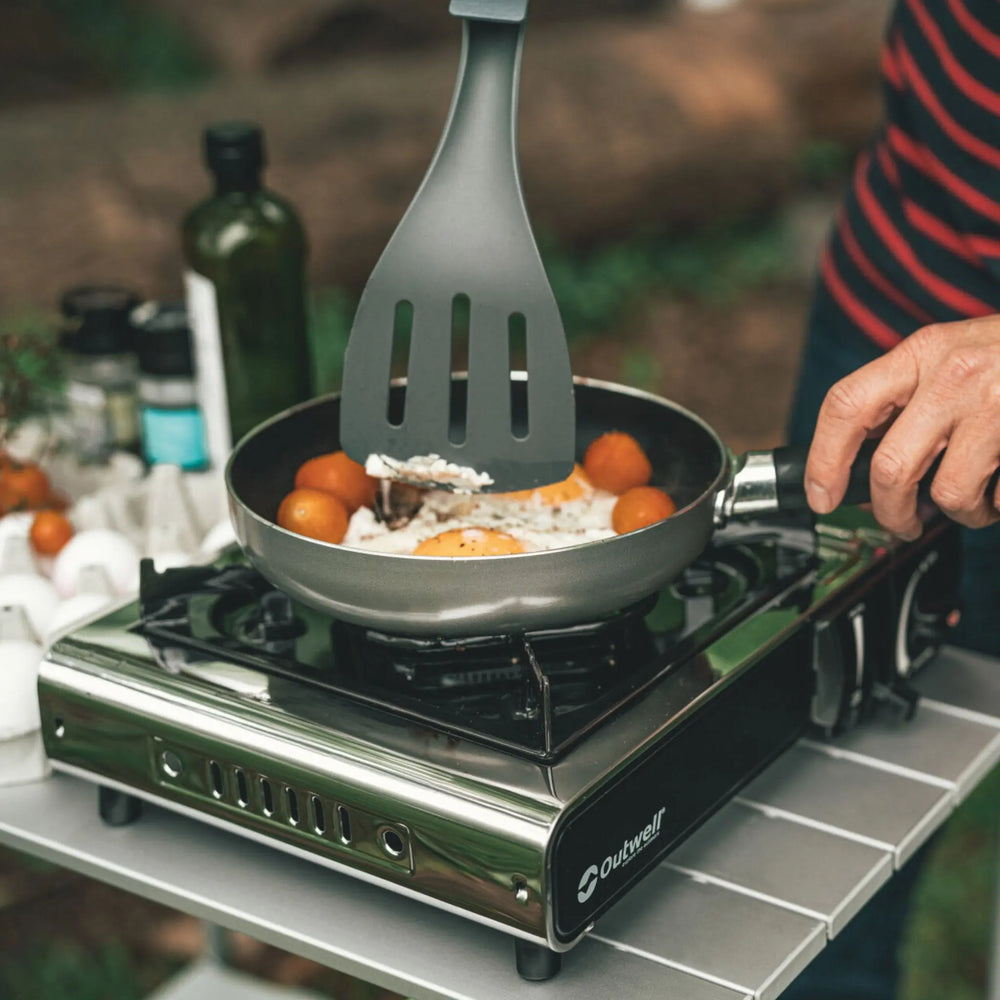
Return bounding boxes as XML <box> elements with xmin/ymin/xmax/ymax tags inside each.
<box><xmin>342</xmin><ymin>482</ymin><xmax>618</xmax><ymax>555</ymax></box>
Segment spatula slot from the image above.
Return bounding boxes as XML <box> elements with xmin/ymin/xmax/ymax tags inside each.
<box><xmin>509</xmin><ymin>312</ymin><xmax>529</xmax><ymax>440</ymax></box>
<box><xmin>450</xmin><ymin>294</ymin><xmax>472</xmax><ymax>444</ymax></box>
<box><xmin>389</xmin><ymin>301</ymin><xmax>414</xmax><ymax>427</ymax></box>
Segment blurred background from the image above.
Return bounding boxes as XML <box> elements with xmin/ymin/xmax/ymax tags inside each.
<box><xmin>0</xmin><ymin>0</ymin><xmax>996</xmax><ymax>997</ymax></box>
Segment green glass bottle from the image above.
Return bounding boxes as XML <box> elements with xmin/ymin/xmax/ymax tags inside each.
<box><xmin>182</xmin><ymin>121</ymin><xmax>311</xmax><ymax>470</ymax></box>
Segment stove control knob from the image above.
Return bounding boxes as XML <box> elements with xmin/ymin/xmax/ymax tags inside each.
<box><xmin>811</xmin><ymin>605</ymin><xmax>865</xmax><ymax>737</ymax></box>
<box><xmin>895</xmin><ymin>550</ymin><xmax>960</xmax><ymax>678</ymax></box>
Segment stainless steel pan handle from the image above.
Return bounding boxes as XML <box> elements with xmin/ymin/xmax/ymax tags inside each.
<box><xmin>716</xmin><ymin>442</ymin><xmax>879</xmax><ymax>526</ymax></box>
<box><xmin>717</xmin><ymin>440</ymin><xmax>1000</xmax><ymax>526</ymax></box>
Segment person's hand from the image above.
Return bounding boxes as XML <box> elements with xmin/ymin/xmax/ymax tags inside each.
<box><xmin>804</xmin><ymin>315</ymin><xmax>1000</xmax><ymax>539</ymax></box>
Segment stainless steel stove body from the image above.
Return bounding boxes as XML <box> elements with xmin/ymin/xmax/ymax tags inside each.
<box><xmin>37</xmin><ymin>511</ymin><xmax>960</xmax><ymax>971</ymax></box>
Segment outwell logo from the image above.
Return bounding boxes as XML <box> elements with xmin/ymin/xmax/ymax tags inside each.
<box><xmin>577</xmin><ymin>865</ymin><xmax>600</xmax><ymax>903</ymax></box>
<box><xmin>575</xmin><ymin>807</ymin><xmax>666</xmax><ymax>905</ymax></box>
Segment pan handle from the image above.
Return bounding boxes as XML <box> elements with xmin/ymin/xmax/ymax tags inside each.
<box><xmin>772</xmin><ymin>441</ymin><xmax>877</xmax><ymax>512</ymax></box>
<box><xmin>717</xmin><ymin>444</ymin><xmax>873</xmax><ymax>524</ymax></box>
<box><xmin>719</xmin><ymin>440</ymin><xmax>1000</xmax><ymax>525</ymax></box>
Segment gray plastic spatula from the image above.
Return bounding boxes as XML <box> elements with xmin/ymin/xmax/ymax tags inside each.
<box><xmin>339</xmin><ymin>0</ymin><xmax>575</xmax><ymax>493</ymax></box>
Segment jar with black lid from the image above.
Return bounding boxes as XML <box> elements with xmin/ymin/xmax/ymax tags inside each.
<box><xmin>132</xmin><ymin>302</ymin><xmax>208</xmax><ymax>471</ymax></box>
<box><xmin>60</xmin><ymin>285</ymin><xmax>141</xmax><ymax>462</ymax></box>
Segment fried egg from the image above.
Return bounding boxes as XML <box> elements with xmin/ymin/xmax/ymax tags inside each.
<box><xmin>342</xmin><ymin>464</ymin><xmax>618</xmax><ymax>555</ymax></box>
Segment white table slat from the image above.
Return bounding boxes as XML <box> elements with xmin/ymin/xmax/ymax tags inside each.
<box><xmin>736</xmin><ymin>745</ymin><xmax>954</xmax><ymax>868</ymax></box>
<box><xmin>663</xmin><ymin>800</ymin><xmax>893</xmax><ymax>936</ymax></box>
<box><xmin>595</xmin><ymin>869</ymin><xmax>826</xmax><ymax>1000</ymax></box>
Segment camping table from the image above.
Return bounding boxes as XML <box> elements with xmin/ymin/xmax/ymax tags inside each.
<box><xmin>0</xmin><ymin>644</ymin><xmax>997</xmax><ymax>1000</ymax></box>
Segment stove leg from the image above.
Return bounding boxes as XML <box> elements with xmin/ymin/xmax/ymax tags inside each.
<box><xmin>514</xmin><ymin>940</ymin><xmax>561</xmax><ymax>981</ymax></box>
<box><xmin>98</xmin><ymin>786</ymin><xmax>143</xmax><ymax>826</ymax></box>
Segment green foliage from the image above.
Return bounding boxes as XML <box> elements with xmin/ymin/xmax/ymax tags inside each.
<box><xmin>900</xmin><ymin>764</ymin><xmax>1000</xmax><ymax>1000</ymax></box>
<box><xmin>0</xmin><ymin>312</ymin><xmax>64</xmax><ymax>439</ymax></box>
<box><xmin>308</xmin><ymin>220</ymin><xmax>792</xmax><ymax>389</ymax></box>
<box><xmin>0</xmin><ymin>942</ymin><xmax>141</xmax><ymax>1000</ymax></box>
<box><xmin>542</xmin><ymin>222</ymin><xmax>789</xmax><ymax>340</ymax></box>
<box><xmin>799</xmin><ymin>140</ymin><xmax>851</xmax><ymax>188</ymax></box>
<box><xmin>620</xmin><ymin>348</ymin><xmax>662</xmax><ymax>392</ymax></box>
<box><xmin>40</xmin><ymin>0</ymin><xmax>213</xmax><ymax>93</ymax></box>
<box><xmin>309</xmin><ymin>289</ymin><xmax>356</xmax><ymax>394</ymax></box>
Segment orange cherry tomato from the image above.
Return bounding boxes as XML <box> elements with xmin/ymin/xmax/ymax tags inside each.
<box><xmin>0</xmin><ymin>461</ymin><xmax>51</xmax><ymax>512</ymax></box>
<box><xmin>277</xmin><ymin>489</ymin><xmax>349</xmax><ymax>544</ymax></box>
<box><xmin>583</xmin><ymin>432</ymin><xmax>653</xmax><ymax>495</ymax></box>
<box><xmin>295</xmin><ymin>451</ymin><xmax>377</xmax><ymax>514</ymax></box>
<box><xmin>612</xmin><ymin>486</ymin><xmax>677</xmax><ymax>535</ymax></box>
<box><xmin>29</xmin><ymin>510</ymin><xmax>75</xmax><ymax>556</ymax></box>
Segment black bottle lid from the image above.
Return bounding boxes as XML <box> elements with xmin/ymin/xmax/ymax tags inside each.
<box><xmin>132</xmin><ymin>302</ymin><xmax>195</xmax><ymax>377</ymax></box>
<box><xmin>59</xmin><ymin>285</ymin><xmax>141</xmax><ymax>356</ymax></box>
<box><xmin>204</xmin><ymin>121</ymin><xmax>266</xmax><ymax>182</ymax></box>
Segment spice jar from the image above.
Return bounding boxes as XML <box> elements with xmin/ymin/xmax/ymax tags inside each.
<box><xmin>59</xmin><ymin>285</ymin><xmax>141</xmax><ymax>462</ymax></box>
<box><xmin>132</xmin><ymin>302</ymin><xmax>208</xmax><ymax>471</ymax></box>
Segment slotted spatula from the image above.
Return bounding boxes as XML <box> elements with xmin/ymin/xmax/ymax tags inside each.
<box><xmin>339</xmin><ymin>0</ymin><xmax>575</xmax><ymax>493</ymax></box>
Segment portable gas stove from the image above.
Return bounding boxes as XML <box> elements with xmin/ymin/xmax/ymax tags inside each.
<box><xmin>37</xmin><ymin>511</ymin><xmax>960</xmax><ymax>980</ymax></box>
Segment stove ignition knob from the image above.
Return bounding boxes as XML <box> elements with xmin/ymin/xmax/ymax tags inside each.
<box><xmin>811</xmin><ymin>605</ymin><xmax>865</xmax><ymax>737</ymax></box>
<box><xmin>895</xmin><ymin>550</ymin><xmax>959</xmax><ymax>678</ymax></box>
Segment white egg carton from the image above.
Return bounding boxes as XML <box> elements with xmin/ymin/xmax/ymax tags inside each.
<box><xmin>0</xmin><ymin>449</ymin><xmax>238</xmax><ymax>787</ymax></box>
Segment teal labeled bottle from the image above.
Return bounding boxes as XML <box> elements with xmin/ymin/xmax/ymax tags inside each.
<box><xmin>182</xmin><ymin>122</ymin><xmax>311</xmax><ymax>470</ymax></box>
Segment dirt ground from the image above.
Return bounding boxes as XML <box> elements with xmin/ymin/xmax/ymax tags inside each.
<box><xmin>573</xmin><ymin>284</ymin><xmax>813</xmax><ymax>453</ymax></box>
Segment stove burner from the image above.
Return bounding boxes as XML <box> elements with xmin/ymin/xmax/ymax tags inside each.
<box><xmin>135</xmin><ymin>531</ymin><xmax>816</xmax><ymax>762</ymax></box>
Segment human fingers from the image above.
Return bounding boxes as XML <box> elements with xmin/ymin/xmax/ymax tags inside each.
<box><xmin>805</xmin><ymin>343</ymin><xmax>920</xmax><ymax>513</ymax></box>
<box><xmin>863</xmin><ymin>383</ymin><xmax>951</xmax><ymax>539</ymax></box>
<box><xmin>928</xmin><ymin>417</ymin><xmax>1000</xmax><ymax>529</ymax></box>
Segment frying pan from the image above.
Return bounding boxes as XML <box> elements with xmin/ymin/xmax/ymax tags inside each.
<box><xmin>227</xmin><ymin>377</ymin><xmax>862</xmax><ymax>637</ymax></box>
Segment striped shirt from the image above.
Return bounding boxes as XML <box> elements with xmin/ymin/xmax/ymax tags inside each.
<box><xmin>823</xmin><ymin>0</ymin><xmax>1000</xmax><ymax>349</ymax></box>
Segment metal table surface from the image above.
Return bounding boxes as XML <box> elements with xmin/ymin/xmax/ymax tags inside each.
<box><xmin>0</xmin><ymin>645</ymin><xmax>997</xmax><ymax>1000</ymax></box>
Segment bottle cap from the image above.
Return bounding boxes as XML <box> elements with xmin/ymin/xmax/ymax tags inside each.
<box><xmin>132</xmin><ymin>302</ymin><xmax>195</xmax><ymax>377</ymax></box>
<box><xmin>204</xmin><ymin>121</ymin><xmax>266</xmax><ymax>177</ymax></box>
<box><xmin>59</xmin><ymin>285</ymin><xmax>141</xmax><ymax>356</ymax></box>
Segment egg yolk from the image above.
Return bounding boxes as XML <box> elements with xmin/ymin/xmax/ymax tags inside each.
<box><xmin>496</xmin><ymin>464</ymin><xmax>590</xmax><ymax>505</ymax></box>
<box><xmin>413</xmin><ymin>528</ymin><xmax>526</xmax><ymax>557</ymax></box>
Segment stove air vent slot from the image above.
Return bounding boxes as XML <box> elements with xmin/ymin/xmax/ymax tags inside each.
<box><xmin>311</xmin><ymin>796</ymin><xmax>327</xmax><ymax>835</ymax></box>
<box><xmin>286</xmin><ymin>787</ymin><xmax>300</xmax><ymax>826</ymax></box>
<box><xmin>260</xmin><ymin>778</ymin><xmax>275</xmax><ymax>816</ymax></box>
<box><xmin>337</xmin><ymin>805</ymin><xmax>353</xmax><ymax>845</ymax></box>
<box><xmin>209</xmin><ymin>761</ymin><xmax>224</xmax><ymax>799</ymax></box>
<box><xmin>234</xmin><ymin>767</ymin><xmax>249</xmax><ymax>807</ymax></box>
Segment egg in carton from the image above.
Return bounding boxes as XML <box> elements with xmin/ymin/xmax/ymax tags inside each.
<box><xmin>0</xmin><ymin>604</ymin><xmax>51</xmax><ymax>786</ymax></box>
<box><xmin>4</xmin><ymin>423</ymin><xmax>235</xmax><ymax>565</ymax></box>
<box><xmin>0</xmin><ymin>534</ymin><xmax>117</xmax><ymax>786</ymax></box>
<box><xmin>0</xmin><ymin>460</ymin><xmax>238</xmax><ymax>786</ymax></box>
<box><xmin>67</xmin><ymin>463</ymin><xmax>236</xmax><ymax>578</ymax></box>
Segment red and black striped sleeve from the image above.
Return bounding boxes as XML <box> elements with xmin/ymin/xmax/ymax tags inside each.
<box><xmin>821</xmin><ymin>0</ymin><xmax>1000</xmax><ymax>349</ymax></box>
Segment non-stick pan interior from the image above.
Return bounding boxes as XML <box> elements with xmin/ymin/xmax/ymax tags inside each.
<box><xmin>229</xmin><ymin>380</ymin><xmax>725</xmax><ymax>525</ymax></box>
